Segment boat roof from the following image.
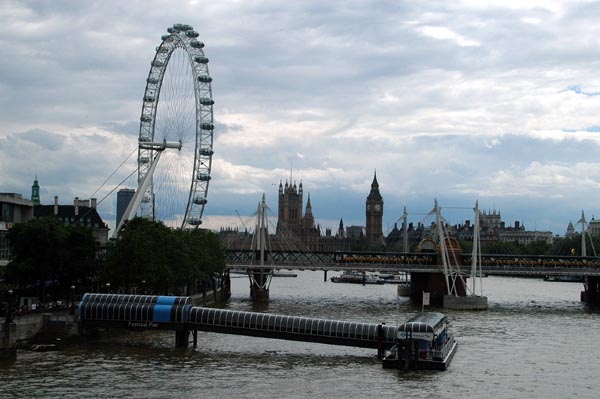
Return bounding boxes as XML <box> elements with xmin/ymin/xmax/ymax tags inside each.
<box><xmin>398</xmin><ymin>312</ymin><xmax>447</xmax><ymax>333</ymax></box>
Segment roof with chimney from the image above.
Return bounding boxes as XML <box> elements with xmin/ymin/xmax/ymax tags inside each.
<box><xmin>34</xmin><ymin>205</ymin><xmax>108</xmax><ymax>229</ymax></box>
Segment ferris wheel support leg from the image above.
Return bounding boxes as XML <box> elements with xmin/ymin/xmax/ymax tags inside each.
<box><xmin>113</xmin><ymin>151</ymin><xmax>164</xmax><ymax>238</ymax></box>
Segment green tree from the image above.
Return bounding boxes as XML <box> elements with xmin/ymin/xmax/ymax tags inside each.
<box><xmin>482</xmin><ymin>240</ymin><xmax>521</xmax><ymax>255</ymax></box>
<box><xmin>521</xmin><ymin>240</ymin><xmax>551</xmax><ymax>255</ymax></box>
<box><xmin>103</xmin><ymin>218</ymin><xmax>171</xmax><ymax>291</ymax></box>
<box><xmin>6</xmin><ymin>216</ymin><xmax>98</xmax><ymax>300</ymax></box>
<box><xmin>103</xmin><ymin>218</ymin><xmax>225</xmax><ymax>295</ymax></box>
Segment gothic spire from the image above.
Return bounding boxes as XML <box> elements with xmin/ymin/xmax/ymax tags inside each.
<box><xmin>372</xmin><ymin>169</ymin><xmax>378</xmax><ymax>188</ymax></box>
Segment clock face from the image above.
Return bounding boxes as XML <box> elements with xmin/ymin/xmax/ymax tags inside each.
<box><xmin>374</xmin><ymin>204</ymin><xmax>381</xmax><ymax>212</ymax></box>
<box><xmin>366</xmin><ymin>204</ymin><xmax>371</xmax><ymax>211</ymax></box>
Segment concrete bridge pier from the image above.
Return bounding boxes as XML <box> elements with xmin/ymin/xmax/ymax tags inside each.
<box><xmin>0</xmin><ymin>321</ymin><xmax>17</xmax><ymax>359</ymax></box>
<box><xmin>249</xmin><ymin>269</ymin><xmax>271</xmax><ymax>302</ymax></box>
<box><xmin>582</xmin><ymin>276</ymin><xmax>600</xmax><ymax>306</ymax></box>
<box><xmin>409</xmin><ymin>272</ymin><xmax>467</xmax><ymax>306</ymax></box>
<box><xmin>175</xmin><ymin>330</ymin><xmax>189</xmax><ymax>348</ymax></box>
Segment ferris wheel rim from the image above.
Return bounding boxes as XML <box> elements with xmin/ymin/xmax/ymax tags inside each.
<box><xmin>137</xmin><ymin>24</ymin><xmax>214</xmax><ymax>229</ymax></box>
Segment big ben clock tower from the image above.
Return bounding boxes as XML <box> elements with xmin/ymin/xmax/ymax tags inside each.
<box><xmin>365</xmin><ymin>171</ymin><xmax>383</xmax><ymax>244</ymax></box>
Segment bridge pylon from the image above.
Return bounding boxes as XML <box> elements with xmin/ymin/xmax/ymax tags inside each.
<box><xmin>248</xmin><ymin>194</ymin><xmax>272</xmax><ymax>302</ymax></box>
<box><xmin>412</xmin><ymin>200</ymin><xmax>487</xmax><ymax>309</ymax></box>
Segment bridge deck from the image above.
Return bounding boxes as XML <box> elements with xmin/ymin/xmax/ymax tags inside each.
<box><xmin>225</xmin><ymin>250</ymin><xmax>600</xmax><ymax>276</ymax></box>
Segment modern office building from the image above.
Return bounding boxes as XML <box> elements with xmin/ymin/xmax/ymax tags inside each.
<box><xmin>116</xmin><ymin>188</ymin><xmax>135</xmax><ymax>229</ymax></box>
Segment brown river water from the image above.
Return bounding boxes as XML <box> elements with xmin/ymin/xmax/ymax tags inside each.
<box><xmin>1</xmin><ymin>272</ymin><xmax>598</xmax><ymax>398</ymax></box>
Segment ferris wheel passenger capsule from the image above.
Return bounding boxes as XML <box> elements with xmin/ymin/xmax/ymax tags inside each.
<box><xmin>197</xmin><ymin>75</ymin><xmax>213</xmax><ymax>83</ymax></box>
<box><xmin>152</xmin><ymin>60</ymin><xmax>164</xmax><ymax>67</ymax></box>
<box><xmin>199</xmin><ymin>148</ymin><xmax>214</xmax><ymax>156</ymax></box>
<box><xmin>188</xmin><ymin>218</ymin><xmax>202</xmax><ymax>226</ymax></box>
<box><xmin>194</xmin><ymin>56</ymin><xmax>209</xmax><ymax>64</ymax></box>
<box><xmin>144</xmin><ymin>96</ymin><xmax>155</xmax><ymax>103</ymax></box>
<box><xmin>140</xmin><ymin>116</ymin><xmax>152</xmax><ymax>122</ymax></box>
<box><xmin>193</xmin><ymin>197</ymin><xmax>208</xmax><ymax>205</ymax></box>
<box><xmin>197</xmin><ymin>173</ymin><xmax>211</xmax><ymax>181</ymax></box>
<box><xmin>200</xmin><ymin>97</ymin><xmax>214</xmax><ymax>106</ymax></box>
<box><xmin>186</xmin><ymin>31</ymin><xmax>199</xmax><ymax>38</ymax></box>
<box><xmin>190</xmin><ymin>40</ymin><xmax>204</xmax><ymax>49</ymax></box>
<box><xmin>200</xmin><ymin>122</ymin><xmax>214</xmax><ymax>130</ymax></box>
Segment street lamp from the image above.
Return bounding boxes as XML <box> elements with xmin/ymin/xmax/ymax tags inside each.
<box><xmin>105</xmin><ymin>283</ymin><xmax>111</xmax><ymax>294</ymax></box>
<box><xmin>141</xmin><ymin>280</ymin><xmax>146</xmax><ymax>295</ymax></box>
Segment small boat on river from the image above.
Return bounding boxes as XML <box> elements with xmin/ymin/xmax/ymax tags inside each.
<box><xmin>544</xmin><ymin>275</ymin><xmax>584</xmax><ymax>283</ymax></box>
<box><xmin>330</xmin><ymin>271</ymin><xmax>384</xmax><ymax>285</ymax></box>
<box><xmin>382</xmin><ymin>312</ymin><xmax>457</xmax><ymax>370</ymax></box>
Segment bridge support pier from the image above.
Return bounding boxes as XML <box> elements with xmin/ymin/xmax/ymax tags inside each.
<box><xmin>324</xmin><ymin>271</ymin><xmax>327</xmax><ymax>282</ymax></box>
<box><xmin>410</xmin><ymin>272</ymin><xmax>451</xmax><ymax>305</ymax></box>
<box><xmin>582</xmin><ymin>276</ymin><xmax>600</xmax><ymax>306</ymax></box>
<box><xmin>0</xmin><ymin>321</ymin><xmax>17</xmax><ymax>360</ymax></box>
<box><xmin>249</xmin><ymin>269</ymin><xmax>271</xmax><ymax>302</ymax></box>
<box><xmin>175</xmin><ymin>330</ymin><xmax>189</xmax><ymax>348</ymax></box>
<box><xmin>410</xmin><ymin>272</ymin><xmax>467</xmax><ymax>306</ymax></box>
<box><xmin>250</xmin><ymin>285</ymin><xmax>269</xmax><ymax>301</ymax></box>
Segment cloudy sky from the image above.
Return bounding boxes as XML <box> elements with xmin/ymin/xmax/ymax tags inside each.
<box><xmin>2</xmin><ymin>0</ymin><xmax>600</xmax><ymax>236</ymax></box>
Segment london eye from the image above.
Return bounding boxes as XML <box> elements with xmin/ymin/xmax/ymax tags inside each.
<box><xmin>123</xmin><ymin>23</ymin><xmax>214</xmax><ymax>231</ymax></box>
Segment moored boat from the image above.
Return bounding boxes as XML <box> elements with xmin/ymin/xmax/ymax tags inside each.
<box><xmin>544</xmin><ymin>275</ymin><xmax>584</xmax><ymax>283</ymax></box>
<box><xmin>382</xmin><ymin>312</ymin><xmax>457</xmax><ymax>370</ymax></box>
<box><xmin>330</xmin><ymin>271</ymin><xmax>384</xmax><ymax>284</ymax></box>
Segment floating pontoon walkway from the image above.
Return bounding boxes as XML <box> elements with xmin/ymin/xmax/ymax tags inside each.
<box><xmin>79</xmin><ymin>293</ymin><xmax>397</xmax><ymax>349</ymax></box>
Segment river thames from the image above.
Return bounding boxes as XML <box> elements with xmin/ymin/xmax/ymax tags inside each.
<box><xmin>1</xmin><ymin>272</ymin><xmax>598</xmax><ymax>398</ymax></box>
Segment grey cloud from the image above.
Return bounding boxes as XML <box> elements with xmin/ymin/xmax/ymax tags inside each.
<box><xmin>3</xmin><ymin>0</ymin><xmax>600</xmax><ymax>235</ymax></box>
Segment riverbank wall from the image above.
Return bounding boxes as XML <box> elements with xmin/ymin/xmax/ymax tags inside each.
<box><xmin>2</xmin><ymin>283</ymin><xmax>230</xmax><ymax>352</ymax></box>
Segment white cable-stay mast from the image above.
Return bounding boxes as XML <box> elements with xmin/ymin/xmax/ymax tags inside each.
<box><xmin>402</xmin><ymin>206</ymin><xmax>409</xmax><ymax>253</ymax></box>
<box><xmin>471</xmin><ymin>200</ymin><xmax>483</xmax><ymax>296</ymax></box>
<box><xmin>248</xmin><ymin>193</ymin><xmax>273</xmax><ymax>293</ymax></box>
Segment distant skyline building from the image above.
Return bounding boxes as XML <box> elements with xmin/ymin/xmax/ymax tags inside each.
<box><xmin>365</xmin><ymin>171</ymin><xmax>384</xmax><ymax>245</ymax></box>
<box><xmin>35</xmin><ymin>196</ymin><xmax>109</xmax><ymax>245</ymax></box>
<box><xmin>275</xmin><ymin>179</ymin><xmax>321</xmax><ymax>249</ymax></box>
<box><xmin>588</xmin><ymin>217</ymin><xmax>600</xmax><ymax>236</ymax></box>
<box><xmin>276</xmin><ymin>180</ymin><xmax>303</xmax><ymax>237</ymax></box>
<box><xmin>566</xmin><ymin>221</ymin><xmax>575</xmax><ymax>238</ymax></box>
<box><xmin>220</xmin><ymin>171</ymin><xmax>572</xmax><ymax>253</ymax></box>
<box><xmin>31</xmin><ymin>177</ymin><xmax>40</xmax><ymax>205</ymax></box>
<box><xmin>116</xmin><ymin>188</ymin><xmax>135</xmax><ymax>229</ymax></box>
<box><xmin>0</xmin><ymin>193</ymin><xmax>34</xmax><ymax>266</ymax></box>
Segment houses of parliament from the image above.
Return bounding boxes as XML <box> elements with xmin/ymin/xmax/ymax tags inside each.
<box><xmin>220</xmin><ymin>172</ymin><xmax>386</xmax><ymax>252</ymax></box>
<box><xmin>274</xmin><ymin>171</ymin><xmax>385</xmax><ymax>251</ymax></box>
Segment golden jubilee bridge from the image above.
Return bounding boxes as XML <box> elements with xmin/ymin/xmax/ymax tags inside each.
<box><xmin>224</xmin><ymin>249</ymin><xmax>600</xmax><ymax>307</ymax></box>
<box><xmin>224</xmin><ymin>249</ymin><xmax>600</xmax><ymax>277</ymax></box>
